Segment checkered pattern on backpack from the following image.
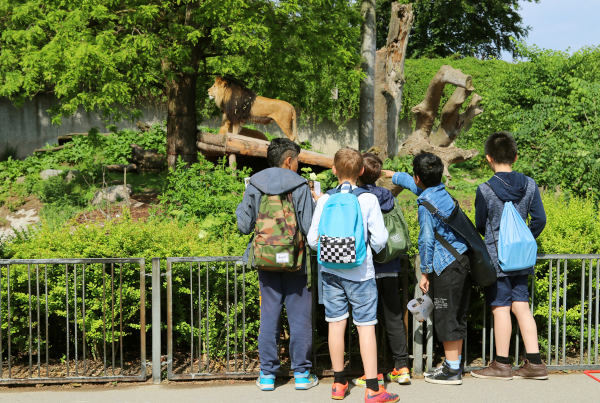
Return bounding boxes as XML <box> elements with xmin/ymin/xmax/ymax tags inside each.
<box><xmin>319</xmin><ymin>235</ymin><xmax>356</xmax><ymax>264</ymax></box>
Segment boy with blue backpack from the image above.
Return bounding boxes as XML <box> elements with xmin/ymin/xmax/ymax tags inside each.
<box><xmin>307</xmin><ymin>147</ymin><xmax>398</xmax><ymax>403</ymax></box>
<box><xmin>236</xmin><ymin>138</ymin><xmax>318</xmax><ymax>391</ymax></box>
<box><xmin>382</xmin><ymin>152</ymin><xmax>471</xmax><ymax>385</ymax></box>
<box><xmin>351</xmin><ymin>153</ymin><xmax>411</xmax><ymax>387</ymax></box>
<box><xmin>471</xmin><ymin>131</ymin><xmax>548</xmax><ymax>380</ymax></box>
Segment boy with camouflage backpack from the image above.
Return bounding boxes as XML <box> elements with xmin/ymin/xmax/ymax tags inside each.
<box><xmin>236</xmin><ymin>138</ymin><xmax>317</xmax><ymax>391</ymax></box>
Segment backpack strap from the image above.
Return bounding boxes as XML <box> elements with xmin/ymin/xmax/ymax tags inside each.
<box><xmin>326</xmin><ymin>182</ymin><xmax>369</xmax><ymax>197</ymax></box>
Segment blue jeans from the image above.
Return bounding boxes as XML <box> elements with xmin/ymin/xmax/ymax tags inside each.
<box><xmin>258</xmin><ymin>270</ymin><xmax>312</xmax><ymax>376</ymax></box>
<box><xmin>322</xmin><ymin>271</ymin><xmax>378</xmax><ymax>326</ymax></box>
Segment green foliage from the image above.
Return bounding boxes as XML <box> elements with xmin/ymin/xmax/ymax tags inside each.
<box><xmin>401</xmin><ymin>47</ymin><xmax>600</xmax><ymax>202</ymax></box>
<box><xmin>376</xmin><ymin>0</ymin><xmax>538</xmax><ymax>58</ymax></box>
<box><xmin>160</xmin><ymin>155</ymin><xmax>251</xmax><ymax>226</ymax></box>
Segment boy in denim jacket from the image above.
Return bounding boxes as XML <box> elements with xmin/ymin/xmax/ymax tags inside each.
<box><xmin>383</xmin><ymin>152</ymin><xmax>470</xmax><ymax>385</ymax></box>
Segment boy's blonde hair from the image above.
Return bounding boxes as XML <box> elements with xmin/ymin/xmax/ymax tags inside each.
<box><xmin>334</xmin><ymin>147</ymin><xmax>364</xmax><ymax>180</ymax></box>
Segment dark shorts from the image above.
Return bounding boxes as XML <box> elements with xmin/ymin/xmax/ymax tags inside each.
<box><xmin>485</xmin><ymin>274</ymin><xmax>530</xmax><ymax>307</ymax></box>
<box><xmin>430</xmin><ymin>255</ymin><xmax>471</xmax><ymax>342</ymax></box>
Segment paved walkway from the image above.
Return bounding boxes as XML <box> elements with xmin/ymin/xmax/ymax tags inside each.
<box><xmin>0</xmin><ymin>374</ymin><xmax>598</xmax><ymax>403</ymax></box>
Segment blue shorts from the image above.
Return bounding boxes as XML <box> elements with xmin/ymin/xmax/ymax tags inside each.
<box><xmin>321</xmin><ymin>272</ymin><xmax>378</xmax><ymax>326</ymax></box>
<box><xmin>486</xmin><ymin>274</ymin><xmax>530</xmax><ymax>307</ymax></box>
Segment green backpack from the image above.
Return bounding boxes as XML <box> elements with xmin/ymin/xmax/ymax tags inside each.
<box><xmin>251</xmin><ymin>192</ymin><xmax>304</xmax><ymax>272</ymax></box>
<box><xmin>374</xmin><ymin>202</ymin><xmax>410</xmax><ymax>264</ymax></box>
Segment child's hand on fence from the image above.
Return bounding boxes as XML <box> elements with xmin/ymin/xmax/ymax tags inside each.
<box><xmin>419</xmin><ymin>273</ymin><xmax>430</xmax><ymax>294</ymax></box>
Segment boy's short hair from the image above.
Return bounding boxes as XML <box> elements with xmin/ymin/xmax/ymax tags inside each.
<box><xmin>360</xmin><ymin>153</ymin><xmax>382</xmax><ymax>185</ymax></box>
<box><xmin>413</xmin><ymin>152</ymin><xmax>443</xmax><ymax>187</ymax></box>
<box><xmin>334</xmin><ymin>147</ymin><xmax>363</xmax><ymax>179</ymax></box>
<box><xmin>267</xmin><ymin>138</ymin><xmax>301</xmax><ymax>167</ymax></box>
<box><xmin>485</xmin><ymin>131</ymin><xmax>518</xmax><ymax>164</ymax></box>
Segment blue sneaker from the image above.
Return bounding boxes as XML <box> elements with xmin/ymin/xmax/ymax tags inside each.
<box><xmin>256</xmin><ymin>371</ymin><xmax>276</xmax><ymax>391</ymax></box>
<box><xmin>294</xmin><ymin>370</ymin><xmax>319</xmax><ymax>390</ymax></box>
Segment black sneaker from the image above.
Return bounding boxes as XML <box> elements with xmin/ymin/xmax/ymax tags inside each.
<box><xmin>424</xmin><ymin>361</ymin><xmax>462</xmax><ymax>385</ymax></box>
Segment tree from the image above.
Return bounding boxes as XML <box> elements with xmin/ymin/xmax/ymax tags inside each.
<box><xmin>0</xmin><ymin>1</ymin><xmax>362</xmax><ymax>167</ymax></box>
<box><xmin>376</xmin><ymin>0</ymin><xmax>539</xmax><ymax>59</ymax></box>
<box><xmin>359</xmin><ymin>0</ymin><xmax>377</xmax><ymax>151</ymax></box>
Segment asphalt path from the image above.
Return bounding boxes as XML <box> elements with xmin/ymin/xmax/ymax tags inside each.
<box><xmin>0</xmin><ymin>373</ymin><xmax>598</xmax><ymax>403</ymax></box>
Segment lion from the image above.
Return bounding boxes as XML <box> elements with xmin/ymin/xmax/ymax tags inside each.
<box><xmin>208</xmin><ymin>76</ymin><xmax>297</xmax><ymax>141</ymax></box>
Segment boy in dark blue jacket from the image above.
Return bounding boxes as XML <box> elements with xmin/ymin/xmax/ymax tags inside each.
<box><xmin>351</xmin><ymin>153</ymin><xmax>410</xmax><ymax>386</ymax></box>
<box><xmin>471</xmin><ymin>131</ymin><xmax>547</xmax><ymax>380</ymax></box>
<box><xmin>383</xmin><ymin>152</ymin><xmax>470</xmax><ymax>385</ymax></box>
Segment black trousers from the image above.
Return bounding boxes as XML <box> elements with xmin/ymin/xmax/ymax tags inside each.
<box><xmin>430</xmin><ymin>256</ymin><xmax>471</xmax><ymax>342</ymax></box>
<box><xmin>376</xmin><ymin>275</ymin><xmax>409</xmax><ymax>368</ymax></box>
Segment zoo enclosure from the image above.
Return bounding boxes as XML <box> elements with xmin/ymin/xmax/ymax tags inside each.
<box><xmin>0</xmin><ymin>254</ymin><xmax>598</xmax><ymax>385</ymax></box>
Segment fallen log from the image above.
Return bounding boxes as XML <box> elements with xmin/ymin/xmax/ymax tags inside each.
<box><xmin>197</xmin><ymin>133</ymin><xmax>333</xmax><ymax>169</ymax></box>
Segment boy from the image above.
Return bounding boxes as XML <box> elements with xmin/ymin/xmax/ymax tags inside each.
<box><xmin>236</xmin><ymin>138</ymin><xmax>318</xmax><ymax>391</ymax></box>
<box><xmin>471</xmin><ymin>131</ymin><xmax>548</xmax><ymax>380</ymax></box>
<box><xmin>307</xmin><ymin>147</ymin><xmax>398</xmax><ymax>402</ymax></box>
<box><xmin>352</xmin><ymin>153</ymin><xmax>411</xmax><ymax>386</ymax></box>
<box><xmin>383</xmin><ymin>152</ymin><xmax>471</xmax><ymax>385</ymax></box>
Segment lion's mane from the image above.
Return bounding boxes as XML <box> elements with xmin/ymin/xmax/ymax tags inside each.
<box><xmin>214</xmin><ymin>77</ymin><xmax>257</xmax><ymax>125</ymax></box>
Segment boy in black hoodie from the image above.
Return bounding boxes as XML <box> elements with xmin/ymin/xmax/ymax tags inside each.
<box><xmin>471</xmin><ymin>132</ymin><xmax>548</xmax><ymax>381</ymax></box>
<box><xmin>351</xmin><ymin>153</ymin><xmax>411</xmax><ymax>386</ymax></box>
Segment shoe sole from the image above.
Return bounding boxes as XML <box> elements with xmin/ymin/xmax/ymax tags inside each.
<box><xmin>296</xmin><ymin>381</ymin><xmax>319</xmax><ymax>390</ymax></box>
<box><xmin>331</xmin><ymin>395</ymin><xmax>346</xmax><ymax>400</ymax></box>
<box><xmin>513</xmin><ymin>375</ymin><xmax>548</xmax><ymax>380</ymax></box>
<box><xmin>470</xmin><ymin>372</ymin><xmax>513</xmax><ymax>380</ymax></box>
<box><xmin>256</xmin><ymin>380</ymin><xmax>275</xmax><ymax>391</ymax></box>
<box><xmin>424</xmin><ymin>377</ymin><xmax>462</xmax><ymax>385</ymax></box>
<box><xmin>389</xmin><ymin>375</ymin><xmax>411</xmax><ymax>385</ymax></box>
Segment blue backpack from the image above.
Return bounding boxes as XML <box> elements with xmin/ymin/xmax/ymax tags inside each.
<box><xmin>317</xmin><ymin>183</ymin><xmax>368</xmax><ymax>269</ymax></box>
<box><xmin>485</xmin><ymin>183</ymin><xmax>537</xmax><ymax>272</ymax></box>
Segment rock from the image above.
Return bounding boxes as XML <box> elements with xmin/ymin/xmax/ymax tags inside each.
<box><xmin>91</xmin><ymin>185</ymin><xmax>132</xmax><ymax>206</ymax></box>
<box><xmin>130</xmin><ymin>144</ymin><xmax>166</xmax><ymax>171</ymax></box>
<box><xmin>65</xmin><ymin>170</ymin><xmax>80</xmax><ymax>183</ymax></box>
<box><xmin>16</xmin><ymin>176</ymin><xmax>26</xmax><ymax>184</ymax></box>
<box><xmin>39</xmin><ymin>169</ymin><xmax>62</xmax><ymax>180</ymax></box>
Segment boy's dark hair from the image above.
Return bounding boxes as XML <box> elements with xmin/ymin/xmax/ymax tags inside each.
<box><xmin>360</xmin><ymin>153</ymin><xmax>382</xmax><ymax>185</ymax></box>
<box><xmin>267</xmin><ymin>138</ymin><xmax>301</xmax><ymax>167</ymax></box>
<box><xmin>485</xmin><ymin>131</ymin><xmax>518</xmax><ymax>164</ymax></box>
<box><xmin>413</xmin><ymin>152</ymin><xmax>443</xmax><ymax>187</ymax></box>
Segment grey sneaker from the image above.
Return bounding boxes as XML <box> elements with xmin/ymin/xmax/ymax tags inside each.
<box><xmin>471</xmin><ymin>360</ymin><xmax>513</xmax><ymax>380</ymax></box>
<box><xmin>424</xmin><ymin>362</ymin><xmax>462</xmax><ymax>385</ymax></box>
<box><xmin>513</xmin><ymin>359</ymin><xmax>548</xmax><ymax>380</ymax></box>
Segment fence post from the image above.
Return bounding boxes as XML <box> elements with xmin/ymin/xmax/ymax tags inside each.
<box><xmin>152</xmin><ymin>258</ymin><xmax>161</xmax><ymax>384</ymax></box>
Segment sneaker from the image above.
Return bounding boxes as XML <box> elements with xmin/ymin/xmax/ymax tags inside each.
<box><xmin>388</xmin><ymin>367</ymin><xmax>411</xmax><ymax>385</ymax></box>
<box><xmin>352</xmin><ymin>373</ymin><xmax>384</xmax><ymax>387</ymax></box>
<box><xmin>423</xmin><ymin>365</ymin><xmax>443</xmax><ymax>377</ymax></box>
<box><xmin>256</xmin><ymin>371</ymin><xmax>275</xmax><ymax>391</ymax></box>
<box><xmin>513</xmin><ymin>359</ymin><xmax>548</xmax><ymax>380</ymax></box>
<box><xmin>294</xmin><ymin>370</ymin><xmax>319</xmax><ymax>390</ymax></box>
<box><xmin>331</xmin><ymin>381</ymin><xmax>349</xmax><ymax>400</ymax></box>
<box><xmin>364</xmin><ymin>385</ymin><xmax>399</xmax><ymax>403</ymax></box>
<box><xmin>424</xmin><ymin>361</ymin><xmax>462</xmax><ymax>385</ymax></box>
<box><xmin>471</xmin><ymin>360</ymin><xmax>513</xmax><ymax>380</ymax></box>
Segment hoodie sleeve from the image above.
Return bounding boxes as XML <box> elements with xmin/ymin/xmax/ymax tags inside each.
<box><xmin>392</xmin><ymin>172</ymin><xmax>422</xmax><ymax>196</ymax></box>
<box><xmin>235</xmin><ymin>184</ymin><xmax>261</xmax><ymax>235</ymax></box>
<box><xmin>292</xmin><ymin>183</ymin><xmax>315</xmax><ymax>235</ymax></box>
<box><xmin>307</xmin><ymin>195</ymin><xmax>327</xmax><ymax>250</ymax></box>
<box><xmin>475</xmin><ymin>186</ymin><xmax>488</xmax><ymax>236</ymax></box>
<box><xmin>528</xmin><ymin>184</ymin><xmax>546</xmax><ymax>238</ymax></box>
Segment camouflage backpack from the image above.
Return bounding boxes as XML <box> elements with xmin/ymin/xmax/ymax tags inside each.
<box><xmin>252</xmin><ymin>192</ymin><xmax>305</xmax><ymax>272</ymax></box>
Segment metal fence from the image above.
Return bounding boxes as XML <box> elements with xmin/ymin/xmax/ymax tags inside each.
<box><xmin>163</xmin><ymin>256</ymin><xmax>255</xmax><ymax>381</ymax></box>
<box><xmin>0</xmin><ymin>258</ymin><xmax>147</xmax><ymax>384</ymax></box>
<box><xmin>0</xmin><ymin>254</ymin><xmax>598</xmax><ymax>385</ymax></box>
<box><xmin>411</xmin><ymin>254</ymin><xmax>600</xmax><ymax>373</ymax></box>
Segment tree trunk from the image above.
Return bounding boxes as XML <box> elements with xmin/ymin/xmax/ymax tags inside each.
<box><xmin>359</xmin><ymin>0</ymin><xmax>376</xmax><ymax>151</ymax></box>
<box><xmin>166</xmin><ymin>71</ymin><xmax>198</xmax><ymax>168</ymax></box>
<box><xmin>373</xmin><ymin>2</ymin><xmax>413</xmax><ymax>159</ymax></box>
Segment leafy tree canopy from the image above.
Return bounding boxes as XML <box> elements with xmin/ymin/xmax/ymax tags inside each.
<box><xmin>376</xmin><ymin>0</ymin><xmax>539</xmax><ymax>59</ymax></box>
<box><xmin>0</xmin><ymin>0</ymin><xmax>363</xmax><ymax>162</ymax></box>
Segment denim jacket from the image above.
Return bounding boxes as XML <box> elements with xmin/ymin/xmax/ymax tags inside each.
<box><xmin>392</xmin><ymin>172</ymin><xmax>467</xmax><ymax>275</ymax></box>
